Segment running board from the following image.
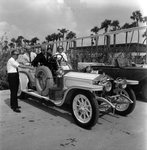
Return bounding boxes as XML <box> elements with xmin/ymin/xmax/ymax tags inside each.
<box><xmin>22</xmin><ymin>89</ymin><xmax>63</xmax><ymax>106</ymax></box>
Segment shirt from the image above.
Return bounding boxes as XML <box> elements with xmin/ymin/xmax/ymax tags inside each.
<box><xmin>17</xmin><ymin>54</ymin><xmax>26</xmax><ymax>64</ymax></box>
<box><xmin>7</xmin><ymin>57</ymin><xmax>19</xmax><ymax>73</ymax></box>
<box><xmin>23</xmin><ymin>52</ymin><xmax>37</xmax><ymax>65</ymax></box>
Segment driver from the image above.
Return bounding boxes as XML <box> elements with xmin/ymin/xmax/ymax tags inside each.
<box><xmin>31</xmin><ymin>44</ymin><xmax>48</xmax><ymax>67</ymax></box>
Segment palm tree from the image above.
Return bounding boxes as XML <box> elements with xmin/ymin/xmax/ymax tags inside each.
<box><xmin>11</xmin><ymin>38</ymin><xmax>16</xmax><ymax>48</ymax></box>
<box><xmin>45</xmin><ymin>35</ymin><xmax>52</xmax><ymax>43</ymax></box>
<box><xmin>91</xmin><ymin>26</ymin><xmax>100</xmax><ymax>34</ymax></box>
<box><xmin>57</xmin><ymin>32</ymin><xmax>63</xmax><ymax>43</ymax></box>
<box><xmin>111</xmin><ymin>20</ymin><xmax>120</xmax><ymax>52</ymax></box>
<box><xmin>9</xmin><ymin>42</ymin><xmax>15</xmax><ymax>49</ymax></box>
<box><xmin>66</xmin><ymin>31</ymin><xmax>76</xmax><ymax>49</ymax></box>
<box><xmin>101</xmin><ymin>19</ymin><xmax>111</xmax><ymax>33</ymax></box>
<box><xmin>101</xmin><ymin>19</ymin><xmax>111</xmax><ymax>58</ymax></box>
<box><xmin>15</xmin><ymin>36</ymin><xmax>24</xmax><ymax>48</ymax></box>
<box><xmin>121</xmin><ymin>23</ymin><xmax>131</xmax><ymax>48</ymax></box>
<box><xmin>50</xmin><ymin>33</ymin><xmax>59</xmax><ymax>50</ymax></box>
<box><xmin>23</xmin><ymin>39</ymin><xmax>30</xmax><ymax>45</ymax></box>
<box><xmin>91</xmin><ymin>26</ymin><xmax>100</xmax><ymax>46</ymax></box>
<box><xmin>57</xmin><ymin>28</ymin><xmax>69</xmax><ymax>41</ymax></box>
<box><xmin>66</xmin><ymin>31</ymin><xmax>76</xmax><ymax>69</ymax></box>
<box><xmin>30</xmin><ymin>37</ymin><xmax>39</xmax><ymax>45</ymax></box>
<box><xmin>130</xmin><ymin>10</ymin><xmax>143</xmax><ymax>58</ymax></box>
<box><xmin>130</xmin><ymin>10</ymin><xmax>143</xmax><ymax>26</ymax></box>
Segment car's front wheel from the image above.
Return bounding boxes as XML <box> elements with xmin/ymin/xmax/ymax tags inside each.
<box><xmin>113</xmin><ymin>87</ymin><xmax>136</xmax><ymax>116</ymax></box>
<box><xmin>71</xmin><ymin>90</ymin><xmax>99</xmax><ymax>129</ymax></box>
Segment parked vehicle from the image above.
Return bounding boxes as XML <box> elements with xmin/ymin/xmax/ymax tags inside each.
<box><xmin>78</xmin><ymin>57</ymin><xmax>147</xmax><ymax>101</ymax></box>
<box><xmin>18</xmin><ymin>53</ymin><xmax>138</xmax><ymax>129</ymax></box>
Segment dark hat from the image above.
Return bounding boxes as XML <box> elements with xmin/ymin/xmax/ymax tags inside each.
<box><xmin>12</xmin><ymin>49</ymin><xmax>19</xmax><ymax>55</ymax></box>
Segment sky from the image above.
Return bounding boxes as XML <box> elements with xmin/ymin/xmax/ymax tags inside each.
<box><xmin>0</xmin><ymin>0</ymin><xmax>147</xmax><ymax>43</ymax></box>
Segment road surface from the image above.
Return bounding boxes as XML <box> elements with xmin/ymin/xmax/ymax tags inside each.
<box><xmin>0</xmin><ymin>90</ymin><xmax>147</xmax><ymax>150</ymax></box>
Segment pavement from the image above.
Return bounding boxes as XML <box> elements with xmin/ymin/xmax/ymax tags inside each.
<box><xmin>0</xmin><ymin>90</ymin><xmax>147</xmax><ymax>150</ymax></box>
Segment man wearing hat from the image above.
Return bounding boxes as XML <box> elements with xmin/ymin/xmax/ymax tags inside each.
<box><xmin>23</xmin><ymin>45</ymin><xmax>36</xmax><ymax>65</ymax></box>
<box><xmin>31</xmin><ymin>44</ymin><xmax>49</xmax><ymax>67</ymax></box>
<box><xmin>7</xmin><ymin>49</ymin><xmax>33</xmax><ymax>113</ymax></box>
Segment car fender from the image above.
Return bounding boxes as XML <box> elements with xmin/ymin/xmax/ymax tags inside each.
<box><xmin>62</xmin><ymin>84</ymin><xmax>103</xmax><ymax>104</ymax></box>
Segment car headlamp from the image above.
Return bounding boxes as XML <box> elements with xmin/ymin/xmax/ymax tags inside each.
<box><xmin>115</xmin><ymin>78</ymin><xmax>127</xmax><ymax>89</ymax></box>
<box><xmin>121</xmin><ymin>80</ymin><xmax>127</xmax><ymax>89</ymax></box>
<box><xmin>104</xmin><ymin>80</ymin><xmax>112</xmax><ymax>92</ymax></box>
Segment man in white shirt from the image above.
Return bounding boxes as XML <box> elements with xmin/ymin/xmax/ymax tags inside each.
<box><xmin>7</xmin><ymin>49</ymin><xmax>33</xmax><ymax>113</ymax></box>
<box><xmin>22</xmin><ymin>45</ymin><xmax>36</xmax><ymax>65</ymax></box>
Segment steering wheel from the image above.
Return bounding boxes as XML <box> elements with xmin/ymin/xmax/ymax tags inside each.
<box><xmin>52</xmin><ymin>54</ymin><xmax>64</xmax><ymax>62</ymax></box>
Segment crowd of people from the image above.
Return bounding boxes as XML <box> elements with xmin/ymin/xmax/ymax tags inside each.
<box><xmin>6</xmin><ymin>44</ymin><xmax>68</xmax><ymax>113</ymax></box>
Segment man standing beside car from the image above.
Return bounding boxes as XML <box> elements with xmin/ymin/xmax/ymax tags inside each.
<box><xmin>7</xmin><ymin>49</ymin><xmax>34</xmax><ymax>113</ymax></box>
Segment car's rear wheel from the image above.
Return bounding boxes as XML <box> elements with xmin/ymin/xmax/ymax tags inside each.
<box><xmin>141</xmin><ymin>83</ymin><xmax>147</xmax><ymax>102</ymax></box>
<box><xmin>113</xmin><ymin>87</ymin><xmax>136</xmax><ymax>116</ymax></box>
<box><xmin>71</xmin><ymin>90</ymin><xmax>99</xmax><ymax>129</ymax></box>
<box><xmin>35</xmin><ymin>66</ymin><xmax>54</xmax><ymax>96</ymax></box>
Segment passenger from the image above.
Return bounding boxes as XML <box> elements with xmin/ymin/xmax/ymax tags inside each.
<box><xmin>23</xmin><ymin>45</ymin><xmax>37</xmax><ymax>65</ymax></box>
<box><xmin>55</xmin><ymin>45</ymin><xmax>72</xmax><ymax>70</ymax></box>
<box><xmin>85</xmin><ymin>65</ymin><xmax>99</xmax><ymax>74</ymax></box>
<box><xmin>17</xmin><ymin>47</ymin><xmax>25</xmax><ymax>64</ymax></box>
<box><xmin>55</xmin><ymin>45</ymin><xmax>68</xmax><ymax>62</ymax></box>
<box><xmin>31</xmin><ymin>44</ymin><xmax>48</xmax><ymax>67</ymax></box>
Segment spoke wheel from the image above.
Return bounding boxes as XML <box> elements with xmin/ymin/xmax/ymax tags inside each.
<box><xmin>73</xmin><ymin>94</ymin><xmax>92</xmax><ymax>124</ymax></box>
<box><xmin>113</xmin><ymin>88</ymin><xmax>130</xmax><ymax>111</ymax></box>
<box><xmin>71</xmin><ymin>90</ymin><xmax>99</xmax><ymax>129</ymax></box>
<box><xmin>113</xmin><ymin>87</ymin><xmax>136</xmax><ymax>116</ymax></box>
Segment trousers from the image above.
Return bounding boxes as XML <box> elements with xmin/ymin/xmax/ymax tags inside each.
<box><xmin>8</xmin><ymin>73</ymin><xmax>19</xmax><ymax>109</ymax></box>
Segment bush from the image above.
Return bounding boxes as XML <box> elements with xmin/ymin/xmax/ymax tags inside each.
<box><xmin>0</xmin><ymin>52</ymin><xmax>10</xmax><ymax>90</ymax></box>
<box><xmin>0</xmin><ymin>70</ymin><xmax>9</xmax><ymax>90</ymax></box>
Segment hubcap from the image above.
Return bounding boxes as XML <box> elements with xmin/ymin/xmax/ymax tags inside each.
<box><xmin>38</xmin><ymin>72</ymin><xmax>46</xmax><ymax>89</ymax></box>
<box><xmin>73</xmin><ymin>94</ymin><xmax>92</xmax><ymax>123</ymax></box>
<box><xmin>114</xmin><ymin>89</ymin><xmax>130</xmax><ymax>111</ymax></box>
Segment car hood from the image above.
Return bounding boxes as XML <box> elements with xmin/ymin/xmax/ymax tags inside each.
<box><xmin>64</xmin><ymin>71</ymin><xmax>109</xmax><ymax>81</ymax></box>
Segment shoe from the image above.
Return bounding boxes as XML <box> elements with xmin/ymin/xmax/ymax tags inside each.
<box><xmin>11</xmin><ymin>106</ymin><xmax>21</xmax><ymax>109</ymax></box>
<box><xmin>13</xmin><ymin>109</ymin><xmax>21</xmax><ymax>113</ymax></box>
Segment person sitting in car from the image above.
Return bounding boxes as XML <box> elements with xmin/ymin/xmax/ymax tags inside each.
<box><xmin>55</xmin><ymin>45</ymin><xmax>68</xmax><ymax>62</ymax></box>
<box><xmin>55</xmin><ymin>45</ymin><xmax>72</xmax><ymax>70</ymax></box>
<box><xmin>31</xmin><ymin>44</ymin><xmax>48</xmax><ymax>67</ymax></box>
<box><xmin>23</xmin><ymin>45</ymin><xmax>37</xmax><ymax>66</ymax></box>
<box><xmin>85</xmin><ymin>65</ymin><xmax>99</xmax><ymax>74</ymax></box>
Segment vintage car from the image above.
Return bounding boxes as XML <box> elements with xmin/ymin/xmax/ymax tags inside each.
<box><xmin>79</xmin><ymin>58</ymin><xmax>147</xmax><ymax>102</ymax></box>
<box><xmin>18</xmin><ymin>54</ymin><xmax>138</xmax><ymax>129</ymax></box>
